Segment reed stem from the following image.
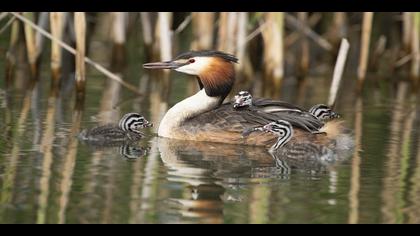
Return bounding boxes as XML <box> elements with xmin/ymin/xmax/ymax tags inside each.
<box><xmin>35</xmin><ymin>12</ymin><xmax>48</xmax><ymax>60</ymax></box>
<box><xmin>357</xmin><ymin>12</ymin><xmax>374</xmax><ymax>85</ymax></box>
<box><xmin>261</xmin><ymin>13</ymin><xmax>284</xmax><ymax>90</ymax></box>
<box><xmin>403</xmin><ymin>12</ymin><xmax>412</xmax><ymax>52</ymax></box>
<box><xmin>411</xmin><ymin>13</ymin><xmax>420</xmax><ymax>82</ymax></box>
<box><xmin>50</xmin><ymin>12</ymin><xmax>65</xmax><ymax>81</ymax></box>
<box><xmin>157</xmin><ymin>12</ymin><xmax>173</xmax><ymax>62</ymax></box>
<box><xmin>329</xmin><ymin>13</ymin><xmax>347</xmax><ymax>48</ymax></box>
<box><xmin>191</xmin><ymin>12</ymin><xmax>214</xmax><ymax>50</ymax></box>
<box><xmin>236</xmin><ymin>12</ymin><xmax>248</xmax><ymax>72</ymax></box>
<box><xmin>111</xmin><ymin>12</ymin><xmax>127</xmax><ymax>45</ymax></box>
<box><xmin>140</xmin><ymin>12</ymin><xmax>153</xmax><ymax>47</ymax></box>
<box><xmin>371</xmin><ymin>35</ymin><xmax>387</xmax><ymax>72</ymax></box>
<box><xmin>298</xmin><ymin>12</ymin><xmax>309</xmax><ymax>78</ymax></box>
<box><xmin>23</xmin><ymin>12</ymin><xmax>38</xmax><ymax>76</ymax></box>
<box><xmin>111</xmin><ymin>12</ymin><xmax>128</xmax><ymax>69</ymax></box>
<box><xmin>74</xmin><ymin>12</ymin><xmax>86</xmax><ymax>98</ymax></box>
<box><xmin>328</xmin><ymin>38</ymin><xmax>350</xmax><ymax>107</ymax></box>
<box><xmin>218</xmin><ymin>12</ymin><xmax>238</xmax><ymax>54</ymax></box>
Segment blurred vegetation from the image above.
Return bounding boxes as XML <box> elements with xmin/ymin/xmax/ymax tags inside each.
<box><xmin>0</xmin><ymin>12</ymin><xmax>419</xmax><ymax>101</ymax></box>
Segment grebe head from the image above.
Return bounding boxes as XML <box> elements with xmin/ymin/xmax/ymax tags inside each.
<box><xmin>143</xmin><ymin>50</ymin><xmax>238</xmax><ymax>100</ymax></box>
<box><xmin>119</xmin><ymin>113</ymin><xmax>153</xmax><ymax>134</ymax></box>
<box><xmin>233</xmin><ymin>91</ymin><xmax>253</xmax><ymax>108</ymax></box>
<box><xmin>262</xmin><ymin>120</ymin><xmax>294</xmax><ymax>150</ymax></box>
<box><xmin>308</xmin><ymin>104</ymin><xmax>340</xmax><ymax>122</ymax></box>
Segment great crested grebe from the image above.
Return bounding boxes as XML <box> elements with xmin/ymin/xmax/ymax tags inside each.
<box><xmin>143</xmin><ymin>50</ymin><xmax>346</xmax><ymax>148</ymax></box>
<box><xmin>78</xmin><ymin>113</ymin><xmax>153</xmax><ymax>144</ymax></box>
<box><xmin>233</xmin><ymin>91</ymin><xmax>340</xmax><ymax>122</ymax></box>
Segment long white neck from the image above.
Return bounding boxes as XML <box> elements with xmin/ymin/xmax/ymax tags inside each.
<box><xmin>158</xmin><ymin>89</ymin><xmax>221</xmax><ymax>138</ymax></box>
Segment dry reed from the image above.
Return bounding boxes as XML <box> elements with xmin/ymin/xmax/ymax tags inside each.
<box><xmin>157</xmin><ymin>12</ymin><xmax>173</xmax><ymax>62</ymax></box>
<box><xmin>411</xmin><ymin>13</ymin><xmax>419</xmax><ymax>82</ymax></box>
<box><xmin>298</xmin><ymin>12</ymin><xmax>309</xmax><ymax>77</ymax></box>
<box><xmin>218</xmin><ymin>12</ymin><xmax>237</xmax><ymax>54</ymax></box>
<box><xmin>191</xmin><ymin>12</ymin><xmax>214</xmax><ymax>50</ymax></box>
<box><xmin>50</xmin><ymin>12</ymin><xmax>65</xmax><ymax>81</ymax></box>
<box><xmin>328</xmin><ymin>38</ymin><xmax>350</xmax><ymax>107</ymax></box>
<box><xmin>403</xmin><ymin>12</ymin><xmax>412</xmax><ymax>52</ymax></box>
<box><xmin>23</xmin><ymin>12</ymin><xmax>38</xmax><ymax>76</ymax></box>
<box><xmin>329</xmin><ymin>12</ymin><xmax>347</xmax><ymax>49</ymax></box>
<box><xmin>261</xmin><ymin>12</ymin><xmax>284</xmax><ymax>90</ymax></box>
<box><xmin>140</xmin><ymin>12</ymin><xmax>153</xmax><ymax>48</ymax></box>
<box><xmin>74</xmin><ymin>12</ymin><xmax>86</xmax><ymax>98</ymax></box>
<box><xmin>111</xmin><ymin>12</ymin><xmax>127</xmax><ymax>45</ymax></box>
<box><xmin>357</xmin><ymin>12</ymin><xmax>374</xmax><ymax>85</ymax></box>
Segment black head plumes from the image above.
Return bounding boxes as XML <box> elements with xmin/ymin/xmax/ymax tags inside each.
<box><xmin>174</xmin><ymin>50</ymin><xmax>239</xmax><ymax>64</ymax></box>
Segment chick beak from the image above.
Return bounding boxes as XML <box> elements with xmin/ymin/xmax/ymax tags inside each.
<box><xmin>144</xmin><ymin>121</ymin><xmax>153</xmax><ymax>128</ymax></box>
<box><xmin>262</xmin><ymin>124</ymin><xmax>273</xmax><ymax>132</ymax></box>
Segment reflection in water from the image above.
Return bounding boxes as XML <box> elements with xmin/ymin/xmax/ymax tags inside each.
<box><xmin>80</xmin><ymin>141</ymin><xmax>150</xmax><ymax>161</ymax></box>
<box><xmin>57</xmin><ymin>108</ymin><xmax>83</xmax><ymax>224</ymax></box>
<box><xmin>158</xmin><ymin>138</ymin><xmax>251</xmax><ymax>223</ymax></box>
<box><xmin>271</xmin><ymin>140</ymin><xmax>353</xmax><ymax>173</ymax></box>
<box><xmin>348</xmin><ymin>96</ymin><xmax>363</xmax><ymax>224</ymax></box>
<box><xmin>381</xmin><ymin>82</ymin><xmax>420</xmax><ymax>224</ymax></box>
<box><xmin>37</xmin><ymin>92</ymin><xmax>58</xmax><ymax>224</ymax></box>
<box><xmin>157</xmin><ymin>136</ymin><xmax>352</xmax><ymax>223</ymax></box>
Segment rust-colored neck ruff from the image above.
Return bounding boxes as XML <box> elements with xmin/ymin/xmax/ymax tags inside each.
<box><xmin>198</xmin><ymin>57</ymin><xmax>235</xmax><ymax>101</ymax></box>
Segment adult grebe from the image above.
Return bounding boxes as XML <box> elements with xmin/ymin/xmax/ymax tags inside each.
<box><xmin>143</xmin><ymin>50</ymin><xmax>345</xmax><ymax>148</ymax></box>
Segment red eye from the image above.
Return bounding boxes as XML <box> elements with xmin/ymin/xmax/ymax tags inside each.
<box><xmin>189</xmin><ymin>59</ymin><xmax>195</xmax><ymax>63</ymax></box>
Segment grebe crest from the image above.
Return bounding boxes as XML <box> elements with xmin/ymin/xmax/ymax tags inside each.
<box><xmin>119</xmin><ymin>113</ymin><xmax>153</xmax><ymax>134</ymax></box>
<box><xmin>309</xmin><ymin>104</ymin><xmax>340</xmax><ymax>122</ymax></box>
<box><xmin>233</xmin><ymin>91</ymin><xmax>252</xmax><ymax>108</ymax></box>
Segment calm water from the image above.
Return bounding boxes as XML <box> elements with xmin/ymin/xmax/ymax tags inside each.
<box><xmin>1</xmin><ymin>43</ymin><xmax>420</xmax><ymax>224</ymax></box>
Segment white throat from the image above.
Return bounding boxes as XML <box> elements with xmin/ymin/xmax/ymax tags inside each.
<box><xmin>158</xmin><ymin>89</ymin><xmax>221</xmax><ymax>138</ymax></box>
